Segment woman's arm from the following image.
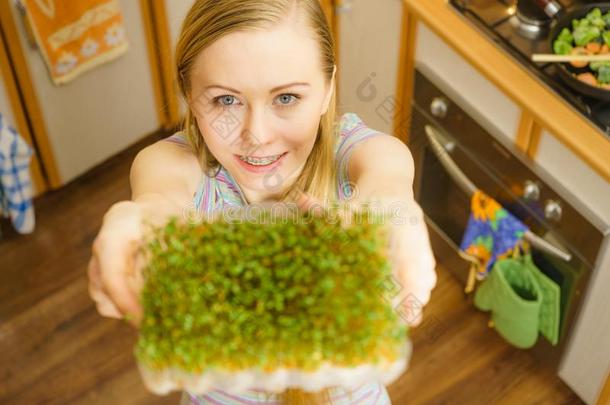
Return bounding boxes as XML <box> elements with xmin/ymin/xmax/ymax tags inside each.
<box><xmin>129</xmin><ymin>140</ymin><xmax>202</xmax><ymax>224</ymax></box>
<box><xmin>88</xmin><ymin>139</ymin><xmax>202</xmax><ymax>326</ymax></box>
<box><xmin>346</xmin><ymin>134</ymin><xmax>437</xmax><ymax>326</ymax></box>
<box><xmin>346</xmin><ymin>134</ymin><xmax>415</xmax><ymax>203</ymax></box>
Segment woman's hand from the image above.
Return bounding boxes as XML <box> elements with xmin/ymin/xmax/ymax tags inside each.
<box><xmin>295</xmin><ymin>192</ymin><xmax>437</xmax><ymax>328</ymax></box>
<box><xmin>88</xmin><ymin>200</ymin><xmax>147</xmax><ymax>328</ymax></box>
<box><xmin>381</xmin><ymin>198</ymin><xmax>437</xmax><ymax>327</ymax></box>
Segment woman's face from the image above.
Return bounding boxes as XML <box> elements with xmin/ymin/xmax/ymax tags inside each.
<box><xmin>188</xmin><ymin>15</ymin><xmax>335</xmax><ymax>203</ymax></box>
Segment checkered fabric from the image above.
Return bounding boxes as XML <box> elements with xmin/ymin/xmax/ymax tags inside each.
<box><xmin>0</xmin><ymin>113</ymin><xmax>35</xmax><ymax>234</ymax></box>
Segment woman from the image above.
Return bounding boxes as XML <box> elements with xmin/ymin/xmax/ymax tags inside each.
<box><xmin>88</xmin><ymin>0</ymin><xmax>437</xmax><ymax>403</ymax></box>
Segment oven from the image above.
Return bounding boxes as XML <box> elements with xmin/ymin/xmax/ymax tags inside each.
<box><xmin>408</xmin><ymin>66</ymin><xmax>609</xmax><ymax>370</ymax></box>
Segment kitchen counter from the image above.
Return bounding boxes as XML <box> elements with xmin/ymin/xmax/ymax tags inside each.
<box><xmin>402</xmin><ymin>0</ymin><xmax>610</xmax><ymax>183</ymax></box>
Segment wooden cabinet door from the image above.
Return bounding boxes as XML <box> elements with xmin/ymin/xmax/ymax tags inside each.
<box><xmin>0</xmin><ymin>0</ymin><xmax>162</xmax><ymax>188</ymax></box>
<box><xmin>320</xmin><ymin>0</ymin><xmax>335</xmax><ymax>25</ymax></box>
<box><xmin>0</xmin><ymin>14</ymin><xmax>48</xmax><ymax>196</ymax></box>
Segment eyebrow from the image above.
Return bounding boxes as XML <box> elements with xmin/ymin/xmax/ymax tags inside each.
<box><xmin>204</xmin><ymin>82</ymin><xmax>310</xmax><ymax>94</ymax></box>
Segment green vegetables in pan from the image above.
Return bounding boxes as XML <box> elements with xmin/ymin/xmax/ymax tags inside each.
<box><xmin>553</xmin><ymin>8</ymin><xmax>610</xmax><ymax>88</ymax></box>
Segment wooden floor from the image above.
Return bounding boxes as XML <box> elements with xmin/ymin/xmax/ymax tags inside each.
<box><xmin>0</xmin><ymin>131</ymin><xmax>583</xmax><ymax>405</ymax></box>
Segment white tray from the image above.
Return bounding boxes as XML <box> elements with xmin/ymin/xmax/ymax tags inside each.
<box><xmin>138</xmin><ymin>339</ymin><xmax>412</xmax><ymax>395</ymax></box>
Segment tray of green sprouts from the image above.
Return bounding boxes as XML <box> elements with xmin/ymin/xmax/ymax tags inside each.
<box><xmin>134</xmin><ymin>202</ymin><xmax>411</xmax><ymax>395</ymax></box>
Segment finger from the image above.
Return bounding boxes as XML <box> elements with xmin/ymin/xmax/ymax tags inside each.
<box><xmin>123</xmin><ymin>241</ymin><xmax>146</xmax><ymax>326</ymax></box>
<box><xmin>396</xmin><ymin>253</ymin><xmax>437</xmax><ymax>302</ymax></box>
<box><xmin>96</xmin><ymin>236</ymin><xmax>143</xmax><ymax>323</ymax></box>
<box><xmin>90</xmin><ymin>286</ymin><xmax>123</xmax><ymax>318</ymax></box>
<box><xmin>409</xmin><ymin>313</ymin><xmax>424</xmax><ymax>328</ymax></box>
<box><xmin>97</xmin><ymin>300</ymin><xmax>123</xmax><ymax>318</ymax></box>
<box><xmin>295</xmin><ymin>191</ymin><xmax>324</xmax><ymax>216</ymax></box>
<box><xmin>88</xmin><ymin>255</ymin><xmax>123</xmax><ymax>316</ymax></box>
<box><xmin>393</xmin><ymin>262</ymin><xmax>436</xmax><ymax>312</ymax></box>
<box><xmin>87</xmin><ymin>255</ymin><xmax>112</xmax><ymax>294</ymax></box>
<box><xmin>88</xmin><ymin>254</ymin><xmax>116</xmax><ymax>301</ymax></box>
<box><xmin>398</xmin><ymin>286</ymin><xmax>430</xmax><ymax>328</ymax></box>
<box><xmin>88</xmin><ymin>277</ymin><xmax>123</xmax><ymax>319</ymax></box>
<box><xmin>390</xmin><ymin>220</ymin><xmax>438</xmax><ymax>296</ymax></box>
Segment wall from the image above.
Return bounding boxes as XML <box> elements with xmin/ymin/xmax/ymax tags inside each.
<box><xmin>9</xmin><ymin>0</ymin><xmax>159</xmax><ymax>184</ymax></box>
<box><xmin>337</xmin><ymin>0</ymin><xmax>402</xmax><ymax>135</ymax></box>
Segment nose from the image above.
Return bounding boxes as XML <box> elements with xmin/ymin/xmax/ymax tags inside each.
<box><xmin>239</xmin><ymin>106</ymin><xmax>275</xmax><ymax>154</ymax></box>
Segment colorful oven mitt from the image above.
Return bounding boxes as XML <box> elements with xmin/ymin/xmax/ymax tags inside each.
<box><xmin>459</xmin><ymin>190</ymin><xmax>529</xmax><ymax>293</ymax></box>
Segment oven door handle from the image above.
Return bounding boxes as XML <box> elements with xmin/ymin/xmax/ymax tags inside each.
<box><xmin>424</xmin><ymin>125</ymin><xmax>572</xmax><ymax>262</ymax></box>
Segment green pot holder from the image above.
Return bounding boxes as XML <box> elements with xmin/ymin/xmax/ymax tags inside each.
<box><xmin>523</xmin><ymin>254</ymin><xmax>561</xmax><ymax>346</ymax></box>
<box><xmin>474</xmin><ymin>253</ymin><xmax>561</xmax><ymax>349</ymax></box>
<box><xmin>474</xmin><ymin>257</ymin><xmax>542</xmax><ymax>349</ymax></box>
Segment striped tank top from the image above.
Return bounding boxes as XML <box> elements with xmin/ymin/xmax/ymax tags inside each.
<box><xmin>164</xmin><ymin>112</ymin><xmax>394</xmax><ymax>404</ymax></box>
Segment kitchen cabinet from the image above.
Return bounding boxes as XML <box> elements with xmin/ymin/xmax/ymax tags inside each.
<box><xmin>0</xmin><ymin>25</ymin><xmax>46</xmax><ymax>196</ymax></box>
<box><xmin>558</xmin><ymin>238</ymin><xmax>610</xmax><ymax>405</ymax></box>
<box><xmin>400</xmin><ymin>0</ymin><xmax>610</xmax><ymax>183</ymax></box>
<box><xmin>535</xmin><ymin>129</ymin><xmax>610</xmax><ymax>224</ymax></box>
<box><xmin>533</xmin><ymin>127</ymin><xmax>610</xmax><ymax>403</ymax></box>
<box><xmin>163</xmin><ymin>0</ymin><xmax>196</xmax><ymax>120</ymax></box>
<box><xmin>414</xmin><ymin>23</ymin><xmax>521</xmax><ymax>144</ymax></box>
<box><xmin>398</xmin><ymin>2</ymin><xmax>610</xmax><ymax>404</ymax></box>
<box><xmin>413</xmin><ymin>21</ymin><xmax>610</xmax><ymax>225</ymax></box>
<box><xmin>0</xmin><ymin>0</ymin><xmax>162</xmax><ymax>189</ymax></box>
<box><xmin>0</xmin><ymin>63</ymin><xmax>19</xmax><ymax>149</ymax></box>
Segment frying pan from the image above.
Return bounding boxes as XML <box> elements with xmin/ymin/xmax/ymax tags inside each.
<box><xmin>549</xmin><ymin>3</ymin><xmax>610</xmax><ymax>100</ymax></box>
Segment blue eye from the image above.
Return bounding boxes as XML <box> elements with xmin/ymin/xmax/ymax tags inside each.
<box><xmin>214</xmin><ymin>95</ymin><xmax>240</xmax><ymax>107</ymax></box>
<box><xmin>213</xmin><ymin>93</ymin><xmax>300</xmax><ymax>109</ymax></box>
<box><xmin>275</xmin><ymin>94</ymin><xmax>300</xmax><ymax>107</ymax></box>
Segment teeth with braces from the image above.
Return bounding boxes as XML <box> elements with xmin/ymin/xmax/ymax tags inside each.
<box><xmin>239</xmin><ymin>153</ymin><xmax>284</xmax><ymax>166</ymax></box>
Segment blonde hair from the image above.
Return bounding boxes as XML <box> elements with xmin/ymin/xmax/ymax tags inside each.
<box><xmin>175</xmin><ymin>1</ymin><xmax>339</xmax><ymax>403</ymax></box>
<box><xmin>175</xmin><ymin>0</ymin><xmax>338</xmax><ymax>205</ymax></box>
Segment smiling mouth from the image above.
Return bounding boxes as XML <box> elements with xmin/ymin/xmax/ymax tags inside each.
<box><xmin>237</xmin><ymin>152</ymin><xmax>287</xmax><ymax>166</ymax></box>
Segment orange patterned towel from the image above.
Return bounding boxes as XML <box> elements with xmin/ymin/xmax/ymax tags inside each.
<box><xmin>22</xmin><ymin>0</ymin><xmax>129</xmax><ymax>85</ymax></box>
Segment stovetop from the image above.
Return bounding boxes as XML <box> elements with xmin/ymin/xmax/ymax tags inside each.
<box><xmin>449</xmin><ymin>0</ymin><xmax>610</xmax><ymax>137</ymax></box>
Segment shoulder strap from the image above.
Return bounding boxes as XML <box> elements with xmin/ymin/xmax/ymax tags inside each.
<box><xmin>193</xmin><ymin>167</ymin><xmax>247</xmax><ymax>217</ymax></box>
<box><xmin>163</xmin><ymin>131</ymin><xmax>191</xmax><ymax>149</ymax></box>
<box><xmin>162</xmin><ymin>132</ymin><xmax>243</xmax><ymax>215</ymax></box>
<box><xmin>335</xmin><ymin>113</ymin><xmax>386</xmax><ymax>200</ymax></box>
